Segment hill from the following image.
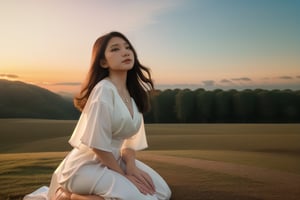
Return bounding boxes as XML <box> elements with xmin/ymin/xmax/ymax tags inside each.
<box><xmin>0</xmin><ymin>79</ymin><xmax>79</xmax><ymax>119</ymax></box>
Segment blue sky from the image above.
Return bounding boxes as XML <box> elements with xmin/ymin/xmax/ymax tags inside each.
<box><xmin>0</xmin><ymin>0</ymin><xmax>299</xmax><ymax>92</ymax></box>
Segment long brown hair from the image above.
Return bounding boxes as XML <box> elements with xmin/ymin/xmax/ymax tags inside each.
<box><xmin>74</xmin><ymin>31</ymin><xmax>154</xmax><ymax>113</ymax></box>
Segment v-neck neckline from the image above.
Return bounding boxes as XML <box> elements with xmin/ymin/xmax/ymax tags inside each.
<box><xmin>104</xmin><ymin>79</ymin><xmax>135</xmax><ymax>120</ymax></box>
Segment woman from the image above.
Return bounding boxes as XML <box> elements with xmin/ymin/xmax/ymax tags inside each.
<box><xmin>48</xmin><ymin>31</ymin><xmax>171</xmax><ymax>200</ymax></box>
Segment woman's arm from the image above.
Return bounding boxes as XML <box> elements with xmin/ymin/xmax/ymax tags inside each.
<box><xmin>122</xmin><ymin>148</ymin><xmax>156</xmax><ymax>194</ymax></box>
<box><xmin>92</xmin><ymin>148</ymin><xmax>125</xmax><ymax>175</ymax></box>
<box><xmin>121</xmin><ymin>148</ymin><xmax>136</xmax><ymax>170</ymax></box>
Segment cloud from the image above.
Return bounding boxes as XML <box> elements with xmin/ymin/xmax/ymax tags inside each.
<box><xmin>278</xmin><ymin>76</ymin><xmax>293</xmax><ymax>80</ymax></box>
<box><xmin>0</xmin><ymin>74</ymin><xmax>19</xmax><ymax>78</ymax></box>
<box><xmin>53</xmin><ymin>82</ymin><xmax>81</xmax><ymax>86</ymax></box>
<box><xmin>202</xmin><ymin>80</ymin><xmax>215</xmax><ymax>86</ymax></box>
<box><xmin>220</xmin><ymin>79</ymin><xmax>232</xmax><ymax>83</ymax></box>
<box><xmin>231</xmin><ymin>77</ymin><xmax>252</xmax><ymax>82</ymax></box>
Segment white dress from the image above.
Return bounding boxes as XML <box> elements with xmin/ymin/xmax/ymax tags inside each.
<box><xmin>24</xmin><ymin>79</ymin><xmax>171</xmax><ymax>200</ymax></box>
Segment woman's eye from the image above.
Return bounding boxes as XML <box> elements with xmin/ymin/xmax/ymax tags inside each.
<box><xmin>111</xmin><ymin>48</ymin><xmax>119</xmax><ymax>52</ymax></box>
<box><xmin>125</xmin><ymin>46</ymin><xmax>131</xmax><ymax>50</ymax></box>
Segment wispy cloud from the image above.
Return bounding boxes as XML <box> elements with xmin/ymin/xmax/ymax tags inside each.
<box><xmin>202</xmin><ymin>80</ymin><xmax>215</xmax><ymax>86</ymax></box>
<box><xmin>220</xmin><ymin>79</ymin><xmax>232</xmax><ymax>83</ymax></box>
<box><xmin>231</xmin><ymin>77</ymin><xmax>252</xmax><ymax>82</ymax></box>
<box><xmin>0</xmin><ymin>74</ymin><xmax>19</xmax><ymax>78</ymax></box>
<box><xmin>156</xmin><ymin>74</ymin><xmax>300</xmax><ymax>91</ymax></box>
<box><xmin>278</xmin><ymin>76</ymin><xmax>293</xmax><ymax>80</ymax></box>
<box><xmin>52</xmin><ymin>82</ymin><xmax>81</xmax><ymax>86</ymax></box>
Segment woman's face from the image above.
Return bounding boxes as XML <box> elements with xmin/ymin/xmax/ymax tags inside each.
<box><xmin>102</xmin><ymin>37</ymin><xmax>134</xmax><ymax>72</ymax></box>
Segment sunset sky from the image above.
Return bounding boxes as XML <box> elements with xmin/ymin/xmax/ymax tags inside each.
<box><xmin>1</xmin><ymin>0</ymin><xmax>300</xmax><ymax>94</ymax></box>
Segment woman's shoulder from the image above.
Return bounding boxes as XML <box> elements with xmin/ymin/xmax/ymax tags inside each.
<box><xmin>94</xmin><ymin>79</ymin><xmax>114</xmax><ymax>91</ymax></box>
<box><xmin>90</xmin><ymin>79</ymin><xmax>115</xmax><ymax>102</ymax></box>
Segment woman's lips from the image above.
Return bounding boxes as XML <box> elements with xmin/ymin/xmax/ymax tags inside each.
<box><xmin>122</xmin><ymin>59</ymin><xmax>132</xmax><ymax>64</ymax></box>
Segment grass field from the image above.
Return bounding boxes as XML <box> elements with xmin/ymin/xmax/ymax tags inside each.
<box><xmin>0</xmin><ymin>119</ymin><xmax>300</xmax><ymax>200</ymax></box>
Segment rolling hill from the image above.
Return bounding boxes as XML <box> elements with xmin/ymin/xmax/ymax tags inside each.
<box><xmin>0</xmin><ymin>79</ymin><xmax>79</xmax><ymax>119</ymax></box>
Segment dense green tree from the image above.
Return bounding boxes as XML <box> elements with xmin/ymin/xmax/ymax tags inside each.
<box><xmin>175</xmin><ymin>89</ymin><xmax>196</xmax><ymax>122</ymax></box>
<box><xmin>257</xmin><ymin>90</ymin><xmax>277</xmax><ymax>122</ymax></box>
<box><xmin>146</xmin><ymin>90</ymin><xmax>161</xmax><ymax>123</ymax></box>
<box><xmin>233</xmin><ymin>89</ymin><xmax>258</xmax><ymax>122</ymax></box>
<box><xmin>143</xmin><ymin>90</ymin><xmax>158</xmax><ymax>123</ymax></box>
<box><xmin>215</xmin><ymin>90</ymin><xmax>234</xmax><ymax>122</ymax></box>
<box><xmin>159</xmin><ymin>89</ymin><xmax>178</xmax><ymax>122</ymax></box>
<box><xmin>195</xmin><ymin>90</ymin><xmax>215</xmax><ymax>122</ymax></box>
<box><xmin>278</xmin><ymin>90</ymin><xmax>299</xmax><ymax>122</ymax></box>
<box><xmin>149</xmin><ymin>89</ymin><xmax>179</xmax><ymax>123</ymax></box>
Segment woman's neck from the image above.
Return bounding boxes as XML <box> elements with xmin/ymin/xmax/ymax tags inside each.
<box><xmin>108</xmin><ymin>71</ymin><xmax>127</xmax><ymax>91</ymax></box>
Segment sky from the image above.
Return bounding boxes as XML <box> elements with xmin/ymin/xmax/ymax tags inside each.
<box><xmin>1</xmin><ymin>0</ymin><xmax>300</xmax><ymax>94</ymax></box>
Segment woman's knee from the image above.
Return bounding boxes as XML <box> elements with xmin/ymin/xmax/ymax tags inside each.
<box><xmin>161</xmin><ymin>187</ymin><xmax>172</xmax><ymax>200</ymax></box>
<box><xmin>157</xmin><ymin>182</ymin><xmax>172</xmax><ymax>200</ymax></box>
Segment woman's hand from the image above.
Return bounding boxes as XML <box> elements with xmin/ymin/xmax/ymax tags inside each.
<box><xmin>125</xmin><ymin>174</ymin><xmax>154</xmax><ymax>195</ymax></box>
<box><xmin>126</xmin><ymin>164</ymin><xmax>155</xmax><ymax>195</ymax></box>
<box><xmin>121</xmin><ymin>148</ymin><xmax>155</xmax><ymax>195</ymax></box>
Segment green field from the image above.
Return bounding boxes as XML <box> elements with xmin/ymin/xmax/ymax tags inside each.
<box><xmin>1</xmin><ymin>119</ymin><xmax>300</xmax><ymax>200</ymax></box>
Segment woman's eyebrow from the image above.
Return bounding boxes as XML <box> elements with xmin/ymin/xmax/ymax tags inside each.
<box><xmin>110</xmin><ymin>42</ymin><xmax>129</xmax><ymax>48</ymax></box>
<box><xmin>110</xmin><ymin>43</ymin><xmax>120</xmax><ymax>48</ymax></box>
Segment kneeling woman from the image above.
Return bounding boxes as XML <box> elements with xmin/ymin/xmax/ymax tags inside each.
<box><xmin>48</xmin><ymin>32</ymin><xmax>171</xmax><ymax>200</ymax></box>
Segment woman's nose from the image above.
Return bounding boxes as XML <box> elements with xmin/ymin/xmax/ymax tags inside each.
<box><xmin>122</xmin><ymin>48</ymin><xmax>130</xmax><ymax>56</ymax></box>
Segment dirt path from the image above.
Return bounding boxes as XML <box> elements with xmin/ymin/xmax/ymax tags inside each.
<box><xmin>138</xmin><ymin>152</ymin><xmax>300</xmax><ymax>200</ymax></box>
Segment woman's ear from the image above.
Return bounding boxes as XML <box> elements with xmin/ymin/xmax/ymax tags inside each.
<box><xmin>100</xmin><ymin>59</ymin><xmax>108</xmax><ymax>68</ymax></box>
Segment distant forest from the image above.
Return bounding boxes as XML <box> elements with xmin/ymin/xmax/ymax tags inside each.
<box><xmin>1</xmin><ymin>80</ymin><xmax>299</xmax><ymax>123</ymax></box>
<box><xmin>144</xmin><ymin>89</ymin><xmax>300</xmax><ymax>123</ymax></box>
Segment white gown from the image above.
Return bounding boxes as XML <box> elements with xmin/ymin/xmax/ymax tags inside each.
<box><xmin>24</xmin><ymin>79</ymin><xmax>171</xmax><ymax>200</ymax></box>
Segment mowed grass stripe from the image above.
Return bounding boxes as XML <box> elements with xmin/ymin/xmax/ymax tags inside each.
<box><xmin>150</xmin><ymin>150</ymin><xmax>300</xmax><ymax>174</ymax></box>
<box><xmin>1</xmin><ymin>119</ymin><xmax>300</xmax><ymax>153</ymax></box>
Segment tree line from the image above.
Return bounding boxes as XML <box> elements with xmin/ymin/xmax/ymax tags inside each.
<box><xmin>144</xmin><ymin>89</ymin><xmax>300</xmax><ymax>123</ymax></box>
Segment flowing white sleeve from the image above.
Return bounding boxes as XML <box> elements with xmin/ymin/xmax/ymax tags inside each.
<box><xmin>69</xmin><ymin>84</ymin><xmax>113</xmax><ymax>152</ymax></box>
<box><xmin>121</xmin><ymin>116</ymin><xmax>148</xmax><ymax>151</ymax></box>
